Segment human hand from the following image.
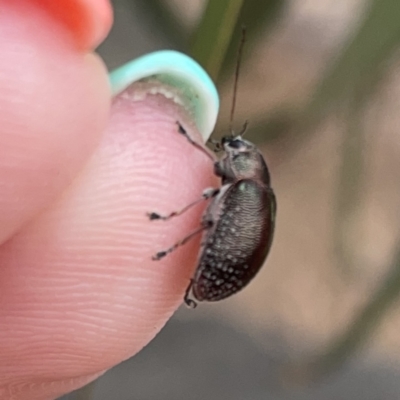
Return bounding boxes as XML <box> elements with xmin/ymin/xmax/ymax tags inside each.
<box><xmin>0</xmin><ymin>1</ymin><xmax>217</xmax><ymax>398</ymax></box>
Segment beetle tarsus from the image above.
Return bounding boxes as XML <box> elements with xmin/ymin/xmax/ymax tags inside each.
<box><xmin>148</xmin><ymin>211</ymin><xmax>176</xmax><ymax>221</ymax></box>
<box><xmin>184</xmin><ymin>281</ymin><xmax>197</xmax><ymax>308</ymax></box>
<box><xmin>147</xmin><ymin>212</ymin><xmax>161</xmax><ymax>220</ymax></box>
<box><xmin>177</xmin><ymin>121</ymin><xmax>186</xmax><ymax>135</ymax></box>
<box><xmin>152</xmin><ymin>251</ymin><xmax>167</xmax><ymax>260</ymax></box>
<box><xmin>185</xmin><ymin>297</ymin><xmax>197</xmax><ymax>309</ymax></box>
<box><xmin>147</xmin><ymin>188</ymin><xmax>219</xmax><ymax>222</ymax></box>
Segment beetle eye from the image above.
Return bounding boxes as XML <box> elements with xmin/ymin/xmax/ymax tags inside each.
<box><xmin>228</xmin><ymin>139</ymin><xmax>242</xmax><ymax>149</ymax></box>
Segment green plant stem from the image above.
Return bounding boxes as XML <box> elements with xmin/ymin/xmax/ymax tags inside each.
<box><xmin>304</xmin><ymin>0</ymin><xmax>400</xmax><ymax>123</ymax></box>
<box><xmin>190</xmin><ymin>0</ymin><xmax>245</xmax><ymax>80</ymax></box>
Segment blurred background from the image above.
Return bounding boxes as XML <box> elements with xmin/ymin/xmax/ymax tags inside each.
<box><xmin>62</xmin><ymin>0</ymin><xmax>400</xmax><ymax>398</ymax></box>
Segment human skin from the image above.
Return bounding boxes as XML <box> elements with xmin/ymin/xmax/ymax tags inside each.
<box><xmin>0</xmin><ymin>1</ymin><xmax>215</xmax><ymax>398</ymax></box>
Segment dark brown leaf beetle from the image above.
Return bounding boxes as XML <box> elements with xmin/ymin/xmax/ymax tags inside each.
<box><xmin>148</xmin><ymin>30</ymin><xmax>276</xmax><ymax>308</ymax></box>
<box><xmin>149</xmin><ymin>122</ymin><xmax>276</xmax><ymax>308</ymax></box>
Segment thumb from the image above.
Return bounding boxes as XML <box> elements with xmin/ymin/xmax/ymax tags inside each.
<box><xmin>0</xmin><ymin>56</ymin><xmax>219</xmax><ymax>399</ymax></box>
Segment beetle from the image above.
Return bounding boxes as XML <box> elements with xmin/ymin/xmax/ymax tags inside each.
<box><xmin>148</xmin><ymin>30</ymin><xmax>276</xmax><ymax>308</ymax></box>
<box><xmin>148</xmin><ymin>122</ymin><xmax>276</xmax><ymax>308</ymax></box>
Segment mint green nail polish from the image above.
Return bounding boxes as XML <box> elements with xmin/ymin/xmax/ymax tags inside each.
<box><xmin>109</xmin><ymin>51</ymin><xmax>219</xmax><ymax>141</ymax></box>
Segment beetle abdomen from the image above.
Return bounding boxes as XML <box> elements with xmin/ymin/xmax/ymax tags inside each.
<box><xmin>192</xmin><ymin>179</ymin><xmax>276</xmax><ymax>302</ymax></box>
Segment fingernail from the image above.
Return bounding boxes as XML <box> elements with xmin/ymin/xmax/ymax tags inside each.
<box><xmin>109</xmin><ymin>51</ymin><xmax>219</xmax><ymax>142</ymax></box>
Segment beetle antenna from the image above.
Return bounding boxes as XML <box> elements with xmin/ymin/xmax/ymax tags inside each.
<box><xmin>238</xmin><ymin>120</ymin><xmax>249</xmax><ymax>137</ymax></box>
<box><xmin>229</xmin><ymin>26</ymin><xmax>246</xmax><ymax>137</ymax></box>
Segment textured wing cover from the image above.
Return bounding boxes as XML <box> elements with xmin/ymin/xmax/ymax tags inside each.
<box><xmin>193</xmin><ymin>179</ymin><xmax>276</xmax><ymax>301</ymax></box>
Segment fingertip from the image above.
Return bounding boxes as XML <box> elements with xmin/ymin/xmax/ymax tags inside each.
<box><xmin>110</xmin><ymin>51</ymin><xmax>220</xmax><ymax>142</ymax></box>
<box><xmin>0</xmin><ymin>83</ymin><xmax>217</xmax><ymax>381</ymax></box>
<box><xmin>31</xmin><ymin>0</ymin><xmax>113</xmax><ymax>50</ymax></box>
<box><xmin>0</xmin><ymin>77</ymin><xmax>216</xmax><ymax>398</ymax></box>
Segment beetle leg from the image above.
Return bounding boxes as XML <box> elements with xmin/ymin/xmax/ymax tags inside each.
<box><xmin>176</xmin><ymin>121</ymin><xmax>215</xmax><ymax>162</ymax></box>
<box><xmin>147</xmin><ymin>188</ymin><xmax>219</xmax><ymax>221</ymax></box>
<box><xmin>184</xmin><ymin>280</ymin><xmax>197</xmax><ymax>308</ymax></box>
<box><xmin>152</xmin><ymin>220</ymin><xmax>213</xmax><ymax>260</ymax></box>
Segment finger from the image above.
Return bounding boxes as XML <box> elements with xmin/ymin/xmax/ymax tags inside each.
<box><xmin>30</xmin><ymin>0</ymin><xmax>113</xmax><ymax>50</ymax></box>
<box><xmin>0</xmin><ymin>82</ymin><xmax>218</xmax><ymax>399</ymax></box>
<box><xmin>0</xmin><ymin>1</ymin><xmax>110</xmax><ymax>243</ymax></box>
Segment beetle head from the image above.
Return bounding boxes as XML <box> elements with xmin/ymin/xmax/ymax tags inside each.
<box><xmin>214</xmin><ymin>136</ymin><xmax>270</xmax><ymax>185</ymax></box>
